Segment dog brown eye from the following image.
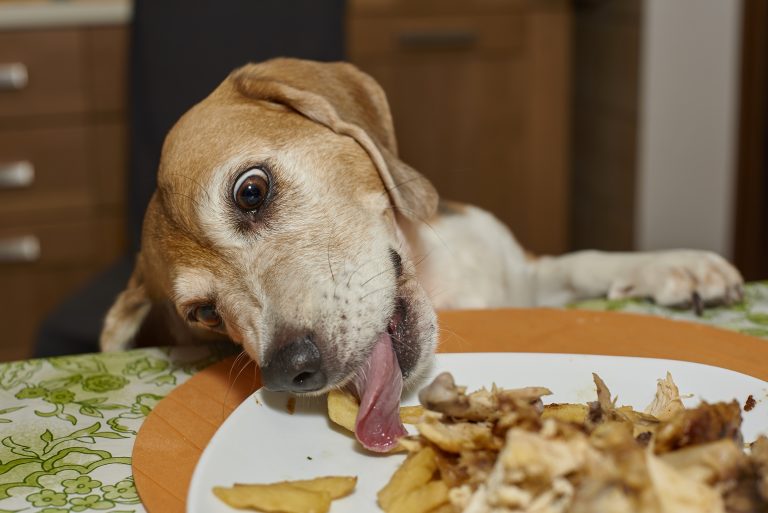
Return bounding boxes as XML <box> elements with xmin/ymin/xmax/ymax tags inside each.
<box><xmin>191</xmin><ymin>304</ymin><xmax>222</xmax><ymax>328</ymax></box>
<box><xmin>233</xmin><ymin>168</ymin><xmax>269</xmax><ymax>211</ymax></box>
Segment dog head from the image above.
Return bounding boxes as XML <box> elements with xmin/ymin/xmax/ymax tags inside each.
<box><xmin>101</xmin><ymin>59</ymin><xmax>439</xmax><ymax>447</ymax></box>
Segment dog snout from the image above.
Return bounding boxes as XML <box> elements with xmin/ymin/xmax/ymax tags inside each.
<box><xmin>261</xmin><ymin>336</ymin><xmax>327</xmax><ymax>393</ymax></box>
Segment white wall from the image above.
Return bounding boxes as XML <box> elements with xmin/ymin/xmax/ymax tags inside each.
<box><xmin>635</xmin><ymin>0</ymin><xmax>743</xmax><ymax>258</ymax></box>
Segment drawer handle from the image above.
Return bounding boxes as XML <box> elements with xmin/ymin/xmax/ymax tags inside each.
<box><xmin>0</xmin><ymin>161</ymin><xmax>34</xmax><ymax>189</ymax></box>
<box><xmin>0</xmin><ymin>235</ymin><xmax>40</xmax><ymax>263</ymax></box>
<box><xmin>398</xmin><ymin>30</ymin><xmax>478</xmax><ymax>50</ymax></box>
<box><xmin>0</xmin><ymin>63</ymin><xmax>28</xmax><ymax>91</ymax></box>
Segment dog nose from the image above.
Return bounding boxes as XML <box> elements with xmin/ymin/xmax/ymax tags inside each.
<box><xmin>261</xmin><ymin>337</ymin><xmax>327</xmax><ymax>393</ymax></box>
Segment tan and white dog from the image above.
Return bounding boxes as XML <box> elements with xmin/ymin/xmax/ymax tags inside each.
<box><xmin>100</xmin><ymin>58</ymin><xmax>742</xmax><ymax>451</ymax></box>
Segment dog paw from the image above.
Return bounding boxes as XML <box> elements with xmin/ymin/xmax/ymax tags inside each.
<box><xmin>607</xmin><ymin>251</ymin><xmax>744</xmax><ymax>312</ymax></box>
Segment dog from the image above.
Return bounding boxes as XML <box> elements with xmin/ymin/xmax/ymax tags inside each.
<box><xmin>99</xmin><ymin>58</ymin><xmax>743</xmax><ymax>451</ymax></box>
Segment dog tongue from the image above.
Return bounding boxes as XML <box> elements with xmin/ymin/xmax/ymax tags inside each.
<box><xmin>353</xmin><ymin>332</ymin><xmax>407</xmax><ymax>452</ymax></box>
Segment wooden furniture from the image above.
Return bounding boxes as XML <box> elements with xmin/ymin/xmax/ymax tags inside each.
<box><xmin>347</xmin><ymin>0</ymin><xmax>571</xmax><ymax>255</ymax></box>
<box><xmin>132</xmin><ymin>308</ymin><xmax>768</xmax><ymax>512</ymax></box>
<box><xmin>570</xmin><ymin>0</ymin><xmax>641</xmax><ymax>251</ymax></box>
<box><xmin>734</xmin><ymin>0</ymin><xmax>768</xmax><ymax>281</ymax></box>
<box><xmin>0</xmin><ymin>26</ymin><xmax>128</xmax><ymax>362</ymax></box>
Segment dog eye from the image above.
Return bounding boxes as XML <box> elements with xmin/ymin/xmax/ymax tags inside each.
<box><xmin>190</xmin><ymin>304</ymin><xmax>222</xmax><ymax>328</ymax></box>
<box><xmin>233</xmin><ymin>167</ymin><xmax>269</xmax><ymax>211</ymax></box>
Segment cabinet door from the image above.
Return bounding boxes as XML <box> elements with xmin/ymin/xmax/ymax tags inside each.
<box><xmin>349</xmin><ymin>4</ymin><xmax>571</xmax><ymax>254</ymax></box>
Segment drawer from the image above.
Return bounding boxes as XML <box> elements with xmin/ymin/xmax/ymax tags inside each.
<box><xmin>0</xmin><ymin>29</ymin><xmax>86</xmax><ymax>119</ymax></box>
<box><xmin>0</xmin><ymin>121</ymin><xmax>127</xmax><ymax>216</ymax></box>
<box><xmin>0</xmin><ymin>216</ymin><xmax>125</xmax><ymax>267</ymax></box>
<box><xmin>0</xmin><ymin>125</ymin><xmax>92</xmax><ymax>214</ymax></box>
<box><xmin>83</xmin><ymin>26</ymin><xmax>129</xmax><ymax>114</ymax></box>
<box><xmin>348</xmin><ymin>14</ymin><xmax>524</xmax><ymax>58</ymax></box>
<box><xmin>349</xmin><ymin>0</ymin><xmax>527</xmax><ymax>17</ymax></box>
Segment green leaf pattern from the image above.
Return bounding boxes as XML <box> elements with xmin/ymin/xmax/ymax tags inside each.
<box><xmin>570</xmin><ymin>281</ymin><xmax>768</xmax><ymax>339</ymax></box>
<box><xmin>0</xmin><ymin>343</ymin><xmax>236</xmax><ymax>512</ymax></box>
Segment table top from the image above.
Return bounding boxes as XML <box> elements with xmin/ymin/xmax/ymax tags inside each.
<box><xmin>1</xmin><ymin>281</ymin><xmax>767</xmax><ymax>513</ymax></box>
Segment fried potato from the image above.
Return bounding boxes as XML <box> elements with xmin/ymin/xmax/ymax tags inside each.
<box><xmin>400</xmin><ymin>405</ymin><xmax>426</xmax><ymax>424</ymax></box>
<box><xmin>327</xmin><ymin>390</ymin><xmax>426</xmax><ymax>434</ymax></box>
<box><xmin>388</xmin><ymin>480</ymin><xmax>450</xmax><ymax>513</ymax></box>
<box><xmin>216</xmin><ymin>475</ymin><xmax>357</xmax><ymax>512</ymax></box>
<box><xmin>327</xmin><ymin>389</ymin><xmax>358</xmax><ymax>432</ymax></box>
<box><xmin>542</xmin><ymin>403</ymin><xmax>589</xmax><ymax>424</ymax></box>
<box><xmin>234</xmin><ymin>476</ymin><xmax>357</xmax><ymax>500</ymax></box>
<box><xmin>426</xmin><ymin>503</ymin><xmax>456</xmax><ymax>513</ymax></box>
<box><xmin>213</xmin><ymin>483</ymin><xmax>331</xmax><ymax>513</ymax></box>
<box><xmin>378</xmin><ymin>447</ymin><xmax>438</xmax><ymax>510</ymax></box>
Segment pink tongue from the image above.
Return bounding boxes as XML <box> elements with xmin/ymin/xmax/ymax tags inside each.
<box><xmin>353</xmin><ymin>332</ymin><xmax>407</xmax><ymax>452</ymax></box>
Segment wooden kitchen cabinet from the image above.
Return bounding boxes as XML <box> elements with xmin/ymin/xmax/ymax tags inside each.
<box><xmin>347</xmin><ymin>0</ymin><xmax>572</xmax><ymax>254</ymax></box>
<box><xmin>0</xmin><ymin>26</ymin><xmax>128</xmax><ymax>362</ymax></box>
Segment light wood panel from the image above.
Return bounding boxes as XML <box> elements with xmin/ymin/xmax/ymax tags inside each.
<box><xmin>570</xmin><ymin>0</ymin><xmax>641</xmax><ymax>251</ymax></box>
<box><xmin>348</xmin><ymin>0</ymin><xmax>572</xmax><ymax>254</ymax></box>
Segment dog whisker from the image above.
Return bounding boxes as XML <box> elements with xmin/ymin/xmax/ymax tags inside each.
<box><xmin>379</xmin><ymin>175</ymin><xmax>422</xmax><ymax>202</ymax></box>
<box><xmin>345</xmin><ymin>259</ymin><xmax>377</xmax><ymax>288</ymax></box>
<box><xmin>222</xmin><ymin>350</ymin><xmax>251</xmax><ymax>419</ymax></box>
<box><xmin>360</xmin><ymin>284</ymin><xmax>396</xmax><ymax>300</ymax></box>
<box><xmin>162</xmin><ymin>171</ymin><xmax>215</xmax><ymax>205</ymax></box>
<box><xmin>360</xmin><ymin>266</ymin><xmax>391</xmax><ymax>287</ymax></box>
<box><xmin>384</xmin><ymin>205</ymin><xmax>452</xmax><ymax>255</ymax></box>
<box><xmin>326</xmin><ymin>221</ymin><xmax>336</xmax><ymax>283</ymax></box>
<box><xmin>408</xmin><ymin>249</ymin><xmax>435</xmax><ymax>272</ymax></box>
<box><xmin>436</xmin><ymin>326</ymin><xmax>467</xmax><ymax>345</ymax></box>
<box><xmin>161</xmin><ymin>190</ymin><xmax>205</xmax><ymax>211</ymax></box>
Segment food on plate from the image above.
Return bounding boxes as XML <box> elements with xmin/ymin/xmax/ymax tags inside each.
<box><xmin>376</xmin><ymin>371</ymin><xmax>767</xmax><ymax>513</ymax></box>
<box><xmin>327</xmin><ymin>389</ymin><xmax>425</xmax><ymax>437</ymax></box>
<box><xmin>378</xmin><ymin>447</ymin><xmax>439</xmax><ymax>510</ymax></box>
<box><xmin>213</xmin><ymin>475</ymin><xmax>356</xmax><ymax>513</ymax></box>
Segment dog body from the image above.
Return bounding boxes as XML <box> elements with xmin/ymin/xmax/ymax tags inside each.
<box><xmin>403</xmin><ymin>204</ymin><xmax>742</xmax><ymax>310</ymax></box>
<box><xmin>99</xmin><ymin>58</ymin><xmax>741</xmax><ymax>448</ymax></box>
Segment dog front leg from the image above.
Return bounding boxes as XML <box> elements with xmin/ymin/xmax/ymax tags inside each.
<box><xmin>531</xmin><ymin>250</ymin><xmax>743</xmax><ymax>309</ymax></box>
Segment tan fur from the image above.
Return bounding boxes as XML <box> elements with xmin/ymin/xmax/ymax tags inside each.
<box><xmin>101</xmin><ymin>58</ymin><xmax>439</xmax><ymax>393</ymax></box>
<box><xmin>101</xmin><ymin>58</ymin><xmax>743</xmax><ymax>394</ymax></box>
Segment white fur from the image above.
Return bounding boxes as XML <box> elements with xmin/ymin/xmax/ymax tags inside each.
<box><xmin>404</xmin><ymin>205</ymin><xmax>743</xmax><ymax>309</ymax></box>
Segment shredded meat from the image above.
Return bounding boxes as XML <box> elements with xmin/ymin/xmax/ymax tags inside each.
<box><xmin>409</xmin><ymin>372</ymin><xmax>763</xmax><ymax>513</ymax></box>
<box><xmin>418</xmin><ymin>371</ymin><xmax>551</xmax><ymax>423</ymax></box>
<box><xmin>654</xmin><ymin>402</ymin><xmax>743</xmax><ymax>454</ymax></box>
<box><xmin>751</xmin><ymin>436</ymin><xmax>768</xmax><ymax>501</ymax></box>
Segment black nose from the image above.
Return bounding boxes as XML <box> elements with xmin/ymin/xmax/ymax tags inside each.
<box><xmin>261</xmin><ymin>337</ymin><xmax>327</xmax><ymax>393</ymax></box>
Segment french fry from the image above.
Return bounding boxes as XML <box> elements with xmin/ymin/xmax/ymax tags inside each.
<box><xmin>213</xmin><ymin>483</ymin><xmax>331</xmax><ymax>513</ymax></box>
<box><xmin>400</xmin><ymin>405</ymin><xmax>426</xmax><ymax>424</ymax></box>
<box><xmin>542</xmin><ymin>403</ymin><xmax>589</xmax><ymax>424</ymax></box>
<box><xmin>327</xmin><ymin>390</ymin><xmax>358</xmax><ymax>432</ymax></box>
<box><xmin>377</xmin><ymin>447</ymin><xmax>437</xmax><ymax>510</ymax></box>
<box><xmin>327</xmin><ymin>390</ymin><xmax>426</xmax><ymax>433</ymax></box>
<box><xmin>389</xmin><ymin>480</ymin><xmax>450</xmax><ymax>513</ymax></box>
<box><xmin>427</xmin><ymin>503</ymin><xmax>456</xmax><ymax>513</ymax></box>
<box><xmin>235</xmin><ymin>476</ymin><xmax>357</xmax><ymax>500</ymax></box>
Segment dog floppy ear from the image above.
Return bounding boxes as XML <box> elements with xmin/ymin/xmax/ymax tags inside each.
<box><xmin>230</xmin><ymin>58</ymin><xmax>439</xmax><ymax>222</ymax></box>
<box><xmin>100</xmin><ymin>256</ymin><xmax>152</xmax><ymax>352</ymax></box>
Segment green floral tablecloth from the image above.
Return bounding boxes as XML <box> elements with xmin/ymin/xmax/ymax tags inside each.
<box><xmin>0</xmin><ymin>344</ymin><xmax>235</xmax><ymax>513</ymax></box>
<box><xmin>1</xmin><ymin>282</ymin><xmax>767</xmax><ymax>513</ymax></box>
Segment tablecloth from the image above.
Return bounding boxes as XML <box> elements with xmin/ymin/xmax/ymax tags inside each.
<box><xmin>1</xmin><ymin>281</ymin><xmax>766</xmax><ymax>512</ymax></box>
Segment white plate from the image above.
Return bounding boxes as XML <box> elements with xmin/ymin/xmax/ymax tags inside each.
<box><xmin>187</xmin><ymin>353</ymin><xmax>768</xmax><ymax>513</ymax></box>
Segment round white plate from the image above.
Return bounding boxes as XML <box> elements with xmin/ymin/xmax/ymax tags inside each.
<box><xmin>187</xmin><ymin>353</ymin><xmax>768</xmax><ymax>513</ymax></box>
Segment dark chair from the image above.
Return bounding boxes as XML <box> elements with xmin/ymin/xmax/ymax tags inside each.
<box><xmin>35</xmin><ymin>0</ymin><xmax>345</xmax><ymax>356</ymax></box>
